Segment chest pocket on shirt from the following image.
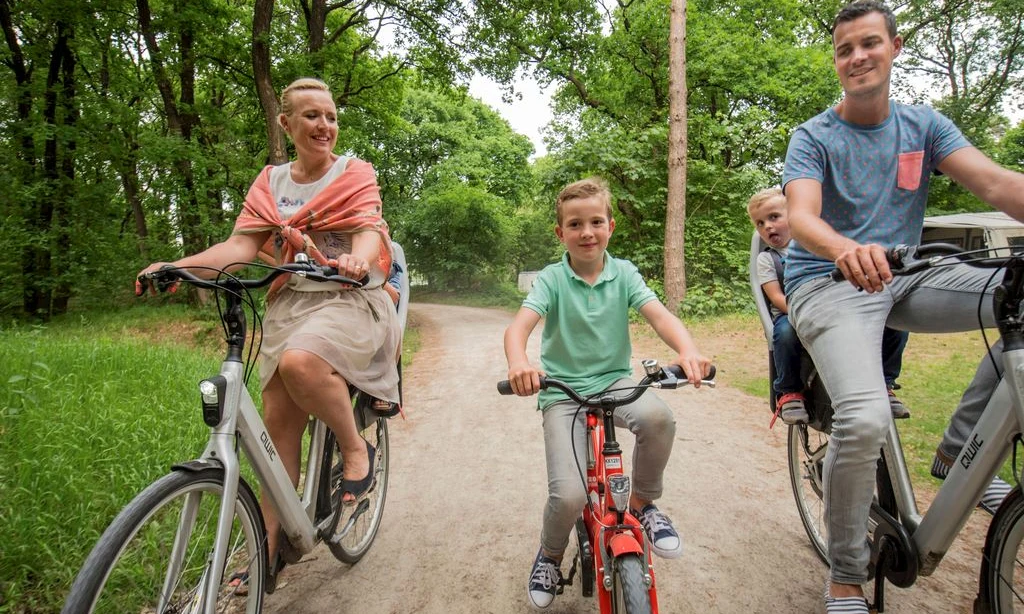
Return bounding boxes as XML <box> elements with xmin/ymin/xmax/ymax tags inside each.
<box><xmin>897</xmin><ymin>151</ymin><xmax>925</xmax><ymax>191</ymax></box>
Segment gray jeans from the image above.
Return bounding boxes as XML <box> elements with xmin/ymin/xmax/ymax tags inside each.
<box><xmin>539</xmin><ymin>378</ymin><xmax>676</xmax><ymax>557</ymax></box>
<box><xmin>788</xmin><ymin>264</ymin><xmax>1000</xmax><ymax>584</ymax></box>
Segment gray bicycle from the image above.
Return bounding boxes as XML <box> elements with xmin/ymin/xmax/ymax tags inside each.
<box><xmin>783</xmin><ymin>243</ymin><xmax>1024</xmax><ymax>612</ymax></box>
<box><xmin>61</xmin><ymin>248</ymin><xmax>409</xmax><ymax>614</ymax></box>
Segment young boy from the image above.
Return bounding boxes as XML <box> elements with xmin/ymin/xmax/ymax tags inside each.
<box><xmin>747</xmin><ymin>187</ymin><xmax>910</xmax><ymax>424</ymax></box>
<box><xmin>504</xmin><ymin>177</ymin><xmax>712</xmax><ymax>610</ymax></box>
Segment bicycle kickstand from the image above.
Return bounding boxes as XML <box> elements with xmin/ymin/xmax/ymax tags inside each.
<box><xmin>871</xmin><ymin>547</ymin><xmax>891</xmax><ymax>613</ymax></box>
<box><xmin>559</xmin><ymin>556</ymin><xmax>577</xmax><ymax>594</ymax></box>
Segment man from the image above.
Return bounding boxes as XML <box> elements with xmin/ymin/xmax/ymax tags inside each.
<box><xmin>781</xmin><ymin>1</ymin><xmax>1024</xmax><ymax>611</ymax></box>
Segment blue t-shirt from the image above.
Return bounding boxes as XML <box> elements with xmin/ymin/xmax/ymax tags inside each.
<box><xmin>781</xmin><ymin>102</ymin><xmax>970</xmax><ymax>294</ymax></box>
<box><xmin>522</xmin><ymin>252</ymin><xmax>658</xmax><ymax>409</ymax></box>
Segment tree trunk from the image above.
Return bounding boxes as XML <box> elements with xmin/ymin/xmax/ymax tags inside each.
<box><xmin>665</xmin><ymin>0</ymin><xmax>688</xmax><ymax>313</ymax></box>
<box><xmin>254</xmin><ymin>0</ymin><xmax>287</xmax><ymax>165</ymax></box>
<box><xmin>137</xmin><ymin>0</ymin><xmax>204</xmax><ymax>257</ymax></box>
<box><xmin>52</xmin><ymin>23</ymin><xmax>77</xmax><ymax>315</ymax></box>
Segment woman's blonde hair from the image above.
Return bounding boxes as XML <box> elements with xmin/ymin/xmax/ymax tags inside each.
<box><xmin>556</xmin><ymin>177</ymin><xmax>613</xmax><ymax>225</ymax></box>
<box><xmin>279</xmin><ymin>77</ymin><xmax>332</xmax><ymax>118</ymax></box>
<box><xmin>746</xmin><ymin>187</ymin><xmax>785</xmax><ymax>219</ymax></box>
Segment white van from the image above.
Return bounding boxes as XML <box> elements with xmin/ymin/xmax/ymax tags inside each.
<box><xmin>922</xmin><ymin>211</ymin><xmax>1024</xmax><ymax>253</ymax></box>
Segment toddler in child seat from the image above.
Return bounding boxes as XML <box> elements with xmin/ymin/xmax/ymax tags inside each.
<box><xmin>504</xmin><ymin>177</ymin><xmax>712</xmax><ymax>610</ymax></box>
<box><xmin>747</xmin><ymin>187</ymin><xmax>911</xmax><ymax>425</ymax></box>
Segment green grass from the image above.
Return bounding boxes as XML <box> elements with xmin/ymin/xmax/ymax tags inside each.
<box><xmin>1</xmin><ymin>309</ymin><xmax>224</xmax><ymax>612</ymax></box>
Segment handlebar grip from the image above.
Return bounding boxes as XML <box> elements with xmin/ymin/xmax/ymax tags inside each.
<box><xmin>664</xmin><ymin>364</ymin><xmax>716</xmax><ymax>381</ymax></box>
<box><xmin>497</xmin><ymin>376</ymin><xmax>549</xmax><ymax>395</ymax></box>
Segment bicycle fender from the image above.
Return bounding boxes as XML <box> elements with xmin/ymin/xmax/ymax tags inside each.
<box><xmin>171</xmin><ymin>459</ymin><xmax>224</xmax><ymax>473</ymax></box>
<box><xmin>608</xmin><ymin>532</ymin><xmax>644</xmax><ymax>557</ymax></box>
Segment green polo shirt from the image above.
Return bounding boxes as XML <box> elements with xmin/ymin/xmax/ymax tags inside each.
<box><xmin>523</xmin><ymin>252</ymin><xmax>658</xmax><ymax>410</ymax></box>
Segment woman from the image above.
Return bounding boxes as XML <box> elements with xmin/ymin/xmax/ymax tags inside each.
<box><xmin>138</xmin><ymin>77</ymin><xmax>401</xmax><ymax>571</ymax></box>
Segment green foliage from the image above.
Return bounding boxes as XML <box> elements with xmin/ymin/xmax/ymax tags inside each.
<box><xmin>400</xmin><ymin>182</ymin><xmax>514</xmax><ymax>289</ymax></box>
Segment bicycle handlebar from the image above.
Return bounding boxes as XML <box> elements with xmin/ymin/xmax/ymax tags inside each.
<box><xmin>136</xmin><ymin>259</ymin><xmax>367</xmax><ymax>295</ymax></box>
<box><xmin>828</xmin><ymin>242</ymin><xmax>1007</xmax><ymax>282</ymax></box>
<box><xmin>497</xmin><ymin>363</ymin><xmax>716</xmax><ymax>407</ymax></box>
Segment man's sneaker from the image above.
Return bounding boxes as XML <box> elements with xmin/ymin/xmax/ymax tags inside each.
<box><xmin>824</xmin><ymin>580</ymin><xmax>869</xmax><ymax>614</ymax></box>
<box><xmin>527</xmin><ymin>549</ymin><xmax>562</xmax><ymax>609</ymax></box>
<box><xmin>776</xmin><ymin>392</ymin><xmax>809</xmax><ymax>425</ymax></box>
<box><xmin>888</xmin><ymin>388</ymin><xmax>910</xmax><ymax>419</ymax></box>
<box><xmin>979</xmin><ymin>476</ymin><xmax>1014</xmax><ymax>515</ymax></box>
<box><xmin>633</xmin><ymin>504</ymin><xmax>683</xmax><ymax>559</ymax></box>
<box><xmin>931</xmin><ymin>451</ymin><xmax>1013</xmax><ymax>515</ymax></box>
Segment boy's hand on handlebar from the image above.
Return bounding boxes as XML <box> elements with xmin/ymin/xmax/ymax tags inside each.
<box><xmin>506</xmin><ymin>362</ymin><xmax>545</xmax><ymax>397</ymax></box>
<box><xmin>671</xmin><ymin>353</ymin><xmax>712</xmax><ymax>388</ymax></box>
<box><xmin>835</xmin><ymin>244</ymin><xmax>891</xmax><ymax>293</ymax></box>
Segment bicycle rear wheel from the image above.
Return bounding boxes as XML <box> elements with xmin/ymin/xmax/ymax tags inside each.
<box><xmin>788</xmin><ymin>424</ymin><xmax>829</xmax><ymax>564</ymax></box>
<box><xmin>322</xmin><ymin>416</ymin><xmax>389</xmax><ymax>564</ymax></box>
<box><xmin>977</xmin><ymin>486</ymin><xmax>1024</xmax><ymax>613</ymax></box>
<box><xmin>62</xmin><ymin>467</ymin><xmax>266</xmax><ymax>614</ymax></box>
<box><xmin>612</xmin><ymin>554</ymin><xmax>652</xmax><ymax>614</ymax></box>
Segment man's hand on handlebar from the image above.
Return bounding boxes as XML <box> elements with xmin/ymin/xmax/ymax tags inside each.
<box><xmin>506</xmin><ymin>361</ymin><xmax>545</xmax><ymax>397</ymax></box>
<box><xmin>835</xmin><ymin>243</ymin><xmax>892</xmax><ymax>293</ymax></box>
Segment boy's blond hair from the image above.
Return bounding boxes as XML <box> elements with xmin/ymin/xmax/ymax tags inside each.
<box><xmin>556</xmin><ymin>177</ymin><xmax>614</xmax><ymax>225</ymax></box>
<box><xmin>746</xmin><ymin>187</ymin><xmax>785</xmax><ymax>220</ymax></box>
<box><xmin>279</xmin><ymin>77</ymin><xmax>332</xmax><ymax>119</ymax></box>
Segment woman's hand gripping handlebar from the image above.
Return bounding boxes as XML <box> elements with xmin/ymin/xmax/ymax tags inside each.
<box><xmin>497</xmin><ymin>360</ymin><xmax>716</xmax><ymax>407</ymax></box>
<box><xmin>135</xmin><ymin>255</ymin><xmax>368</xmax><ymax>296</ymax></box>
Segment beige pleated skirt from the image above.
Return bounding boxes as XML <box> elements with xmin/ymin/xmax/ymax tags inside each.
<box><xmin>259</xmin><ymin>285</ymin><xmax>401</xmax><ymax>403</ymax></box>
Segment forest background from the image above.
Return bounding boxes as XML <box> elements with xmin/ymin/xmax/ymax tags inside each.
<box><xmin>2</xmin><ymin>0</ymin><xmax>1024</xmax><ymax>321</ymax></box>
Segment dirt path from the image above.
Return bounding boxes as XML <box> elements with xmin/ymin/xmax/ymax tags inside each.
<box><xmin>263</xmin><ymin>303</ymin><xmax>991</xmax><ymax>613</ymax></box>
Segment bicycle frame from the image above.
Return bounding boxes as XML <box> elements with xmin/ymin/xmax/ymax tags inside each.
<box><xmin>170</xmin><ymin>353</ymin><xmax>331</xmax><ymax>612</ymax></box>
<box><xmin>878</xmin><ymin>350</ymin><xmax>1023</xmax><ymax>576</ymax></box>
<box><xmin>582</xmin><ymin>404</ymin><xmax>659</xmax><ymax>613</ymax></box>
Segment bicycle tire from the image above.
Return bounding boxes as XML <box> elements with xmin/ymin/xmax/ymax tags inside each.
<box><xmin>788</xmin><ymin>423</ymin><xmax>829</xmax><ymax>564</ymax></box>
<box><xmin>977</xmin><ymin>486</ymin><xmax>1024</xmax><ymax>613</ymax></box>
<box><xmin>322</xmin><ymin>416</ymin><xmax>389</xmax><ymax>564</ymax></box>
<box><xmin>612</xmin><ymin>553</ymin><xmax>652</xmax><ymax>614</ymax></box>
<box><xmin>62</xmin><ymin>467</ymin><xmax>266</xmax><ymax>614</ymax></box>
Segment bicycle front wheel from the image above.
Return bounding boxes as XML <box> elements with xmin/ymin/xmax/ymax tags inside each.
<box><xmin>612</xmin><ymin>554</ymin><xmax>653</xmax><ymax>614</ymax></box>
<box><xmin>788</xmin><ymin>423</ymin><xmax>829</xmax><ymax>564</ymax></box>
<box><xmin>978</xmin><ymin>487</ymin><xmax>1024</xmax><ymax>613</ymax></box>
<box><xmin>62</xmin><ymin>468</ymin><xmax>266</xmax><ymax>614</ymax></box>
<box><xmin>323</xmin><ymin>416</ymin><xmax>389</xmax><ymax>564</ymax></box>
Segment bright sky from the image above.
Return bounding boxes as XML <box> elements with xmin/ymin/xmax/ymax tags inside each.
<box><xmin>468</xmin><ymin>74</ymin><xmax>556</xmax><ymax>158</ymax></box>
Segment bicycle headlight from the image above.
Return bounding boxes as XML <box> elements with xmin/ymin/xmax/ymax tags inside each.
<box><xmin>607</xmin><ymin>474</ymin><xmax>631</xmax><ymax>511</ymax></box>
<box><xmin>198</xmin><ymin>376</ymin><xmax>227</xmax><ymax>427</ymax></box>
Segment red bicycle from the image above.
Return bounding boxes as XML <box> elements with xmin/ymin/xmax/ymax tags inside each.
<box><xmin>499</xmin><ymin>360</ymin><xmax>715</xmax><ymax>614</ymax></box>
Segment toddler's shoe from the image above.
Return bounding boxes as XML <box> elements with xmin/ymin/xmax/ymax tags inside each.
<box><xmin>887</xmin><ymin>388</ymin><xmax>910</xmax><ymax>419</ymax></box>
<box><xmin>777</xmin><ymin>392</ymin><xmax>809</xmax><ymax>425</ymax></box>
